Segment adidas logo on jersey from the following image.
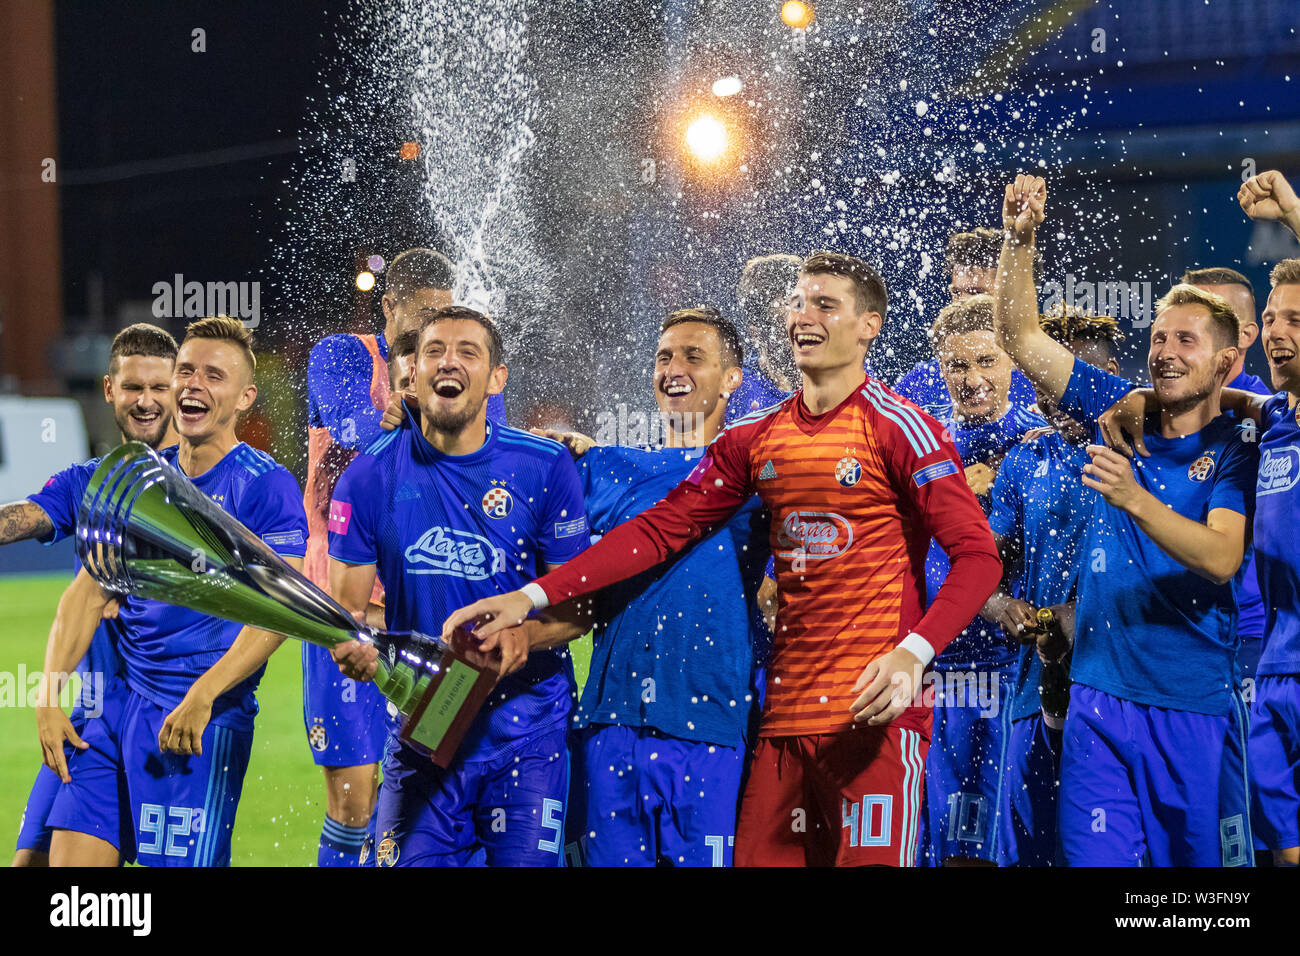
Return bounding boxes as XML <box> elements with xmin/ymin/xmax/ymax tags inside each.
<box><xmin>758</xmin><ymin>459</ymin><xmax>778</xmax><ymax>480</ymax></box>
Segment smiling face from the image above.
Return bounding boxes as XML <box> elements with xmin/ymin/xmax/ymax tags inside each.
<box><xmin>173</xmin><ymin>338</ymin><xmax>256</xmax><ymax>444</ymax></box>
<box><xmin>105</xmin><ymin>354</ymin><xmax>175</xmax><ymax>448</ymax></box>
<box><xmin>415</xmin><ymin>318</ymin><xmax>506</xmax><ymax>434</ymax></box>
<box><xmin>1262</xmin><ymin>282</ymin><xmax>1300</xmax><ymax>394</ymax></box>
<box><xmin>785</xmin><ymin>272</ymin><xmax>879</xmax><ymax>376</ymax></box>
<box><xmin>938</xmin><ymin>328</ymin><xmax>1013</xmax><ymax>423</ymax></box>
<box><xmin>653</xmin><ymin>321</ymin><xmax>740</xmax><ymax>433</ymax></box>
<box><xmin>1148</xmin><ymin>304</ymin><xmax>1236</xmax><ymax>415</ymax></box>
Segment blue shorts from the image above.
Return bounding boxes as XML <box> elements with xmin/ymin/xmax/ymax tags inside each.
<box><xmin>17</xmin><ymin>700</ymin><xmax>94</xmax><ymax>854</ymax></box>
<box><xmin>1248</xmin><ymin>675</ymin><xmax>1300</xmax><ymax>852</ymax></box>
<box><xmin>1059</xmin><ymin>684</ymin><xmax>1253</xmax><ymax>867</ymax></box>
<box><xmin>119</xmin><ymin>689</ymin><xmax>254</xmax><ymax>867</ymax></box>
<box><xmin>46</xmin><ymin>676</ymin><xmax>135</xmax><ymax>860</ymax></box>
<box><xmin>998</xmin><ymin>713</ymin><xmax>1063</xmax><ymax>867</ymax></box>
<box><xmin>373</xmin><ymin>726</ymin><xmax>570</xmax><ymax>867</ymax></box>
<box><xmin>574</xmin><ymin>724</ymin><xmax>744</xmax><ymax>867</ymax></box>
<box><xmin>922</xmin><ymin>664</ymin><xmax>1013</xmax><ymax>864</ymax></box>
<box><xmin>302</xmin><ymin>642</ymin><xmax>396</xmax><ymax>767</ymax></box>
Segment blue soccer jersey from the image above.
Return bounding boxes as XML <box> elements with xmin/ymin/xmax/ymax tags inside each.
<box><xmin>328</xmin><ymin>413</ymin><xmax>590</xmax><ymax>763</ymax></box>
<box><xmin>926</xmin><ymin>404</ymin><xmax>1048</xmax><ymax>671</ymax></box>
<box><xmin>112</xmin><ymin>443</ymin><xmax>309</xmax><ymax>732</ymax></box>
<box><xmin>1060</xmin><ymin>358</ymin><xmax>1259</xmax><ymax>715</ymax></box>
<box><xmin>725</xmin><ymin>360</ymin><xmax>791</xmax><ymax>422</ymax></box>
<box><xmin>576</xmin><ymin>444</ymin><xmax>769</xmax><ymax>748</ymax></box>
<box><xmin>1225</xmin><ymin>371</ymin><xmax>1272</xmax><ymax>669</ymax></box>
<box><xmin>988</xmin><ymin>430</ymin><xmax>1097</xmax><ymax>720</ymax></box>
<box><xmin>1255</xmin><ymin>392</ymin><xmax>1300</xmax><ymax>677</ymax></box>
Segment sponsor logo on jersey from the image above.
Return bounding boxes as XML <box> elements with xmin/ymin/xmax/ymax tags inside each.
<box><xmin>554</xmin><ymin>516</ymin><xmax>587</xmax><ymax>538</ymax></box>
<box><xmin>1033</xmin><ymin>458</ymin><xmax>1049</xmax><ymax>479</ymax></box>
<box><xmin>835</xmin><ymin>456</ymin><xmax>862</xmax><ymax>487</ymax></box>
<box><xmin>377</xmin><ymin>837</ymin><xmax>400</xmax><ymax>866</ymax></box>
<box><xmin>1259</xmin><ymin>445</ymin><xmax>1300</xmax><ymax>497</ymax></box>
<box><xmin>328</xmin><ymin>500</ymin><xmax>352</xmax><ymax>535</ymax></box>
<box><xmin>1187</xmin><ymin>454</ymin><xmax>1216</xmax><ymax>482</ymax></box>
<box><xmin>404</xmin><ymin>526</ymin><xmax>505</xmax><ymax>580</ymax></box>
<box><xmin>481</xmin><ymin>486</ymin><xmax>513</xmax><ymax>518</ymax></box>
<box><xmin>912</xmin><ymin>459</ymin><xmax>959</xmax><ymax>488</ymax></box>
<box><xmin>776</xmin><ymin>510</ymin><xmax>854</xmax><ymax>560</ymax></box>
<box><xmin>758</xmin><ymin>459</ymin><xmax>778</xmax><ymax>480</ymax></box>
<box><xmin>308</xmin><ymin>723</ymin><xmax>328</xmax><ymax>753</ymax></box>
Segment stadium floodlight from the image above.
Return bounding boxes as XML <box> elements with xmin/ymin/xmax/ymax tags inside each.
<box><xmin>355</xmin><ymin>270</ymin><xmax>376</xmax><ymax>291</ymax></box>
<box><xmin>780</xmin><ymin>1</ymin><xmax>814</xmax><ymax>28</ymax></box>
<box><xmin>685</xmin><ymin>114</ymin><xmax>728</xmax><ymax>163</ymax></box>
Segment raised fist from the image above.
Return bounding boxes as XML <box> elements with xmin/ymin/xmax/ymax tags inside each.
<box><xmin>1238</xmin><ymin>170</ymin><xmax>1299</xmax><ymax>224</ymax></box>
<box><xmin>1002</xmin><ymin>174</ymin><xmax>1046</xmax><ymax>243</ymax></box>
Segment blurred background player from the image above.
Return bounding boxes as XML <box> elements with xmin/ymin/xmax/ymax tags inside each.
<box><xmin>37</xmin><ymin>316</ymin><xmax>309</xmax><ymax>867</ymax></box>
<box><xmin>328</xmin><ymin>306</ymin><xmax>589</xmax><ymax>866</ymax></box>
<box><xmin>893</xmin><ymin>227</ymin><xmax>1038</xmax><ymax>418</ymax></box>
<box><xmin>551</xmin><ymin>307</ymin><xmax>769</xmax><ymax>866</ymax></box>
<box><xmin>996</xmin><ymin>175</ymin><xmax>1258</xmax><ymax>866</ymax></box>
<box><xmin>1180</xmin><ymin>267</ymin><xmax>1271</xmax><ymax>692</ymax></box>
<box><xmin>1245</xmin><ymin>255</ymin><xmax>1300</xmax><ymax>867</ymax></box>
<box><xmin>302</xmin><ymin>248</ymin><xmax>505</xmax><ymax>867</ymax></box>
<box><xmin>918</xmin><ymin>294</ymin><xmax>1047</xmax><ymax>866</ymax></box>
<box><xmin>4</xmin><ymin>323</ymin><xmax>178</xmax><ymax>867</ymax></box>
<box><xmin>443</xmin><ymin>252</ymin><xmax>1002</xmax><ymax>867</ymax></box>
<box><xmin>728</xmin><ymin>254</ymin><xmax>801</xmax><ymax>420</ymax></box>
<box><xmin>983</xmin><ymin>307</ymin><xmax>1123</xmax><ymax>867</ymax></box>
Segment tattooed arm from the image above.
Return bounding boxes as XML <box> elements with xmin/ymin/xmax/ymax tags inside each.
<box><xmin>0</xmin><ymin>500</ymin><xmax>54</xmax><ymax>545</ymax></box>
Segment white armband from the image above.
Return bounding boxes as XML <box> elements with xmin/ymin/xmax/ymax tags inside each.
<box><xmin>521</xmin><ymin>582</ymin><xmax>550</xmax><ymax>611</ymax></box>
<box><xmin>898</xmin><ymin>632</ymin><xmax>935</xmax><ymax>668</ymax></box>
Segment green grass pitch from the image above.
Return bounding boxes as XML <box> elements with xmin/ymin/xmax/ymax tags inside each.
<box><xmin>0</xmin><ymin>573</ymin><xmax>592</xmax><ymax>866</ymax></box>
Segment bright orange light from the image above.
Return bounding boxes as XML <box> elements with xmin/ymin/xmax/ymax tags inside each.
<box><xmin>355</xmin><ymin>270</ymin><xmax>376</xmax><ymax>291</ymax></box>
<box><xmin>781</xmin><ymin>1</ymin><xmax>814</xmax><ymax>28</ymax></box>
<box><xmin>685</xmin><ymin>115</ymin><xmax>728</xmax><ymax>162</ymax></box>
<box><xmin>399</xmin><ymin>141</ymin><xmax>420</xmax><ymax>160</ymax></box>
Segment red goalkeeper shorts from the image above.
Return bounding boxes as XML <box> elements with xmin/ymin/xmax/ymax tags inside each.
<box><xmin>735</xmin><ymin>725</ymin><xmax>928</xmax><ymax>867</ymax></box>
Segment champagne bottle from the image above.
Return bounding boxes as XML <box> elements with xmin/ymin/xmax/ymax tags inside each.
<box><xmin>1034</xmin><ymin>607</ymin><xmax>1071</xmax><ymax>730</ymax></box>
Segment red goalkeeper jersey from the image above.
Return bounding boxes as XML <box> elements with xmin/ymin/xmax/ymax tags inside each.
<box><xmin>536</xmin><ymin>378</ymin><xmax>1000</xmax><ymax>737</ymax></box>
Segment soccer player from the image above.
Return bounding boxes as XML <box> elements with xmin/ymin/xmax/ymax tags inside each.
<box><xmin>919</xmin><ymin>295</ymin><xmax>1047</xmax><ymax>867</ymax></box>
<box><xmin>303</xmin><ymin>248</ymin><xmax>504</xmax><ymax>867</ymax></box>
<box><xmin>1181</xmin><ymin>267</ymin><xmax>1272</xmax><ymax>691</ymax></box>
<box><xmin>894</xmin><ymin>227</ymin><xmax>1037</xmax><ymax>417</ymax></box>
<box><xmin>727</xmin><ymin>254</ymin><xmax>801</xmax><ymax>419</ymax></box>
<box><xmin>443</xmin><ymin>252</ymin><xmax>1003</xmax><ymax>867</ymax></box>
<box><xmin>36</xmin><ymin>316</ymin><xmax>309</xmax><ymax>867</ymax></box>
<box><xmin>557</xmin><ymin>306</ymin><xmax>768</xmax><ymax>866</ymax></box>
<box><xmin>995</xmin><ymin>174</ymin><xmax>1259</xmax><ymax>866</ymax></box>
<box><xmin>327</xmin><ymin>306</ymin><xmax>590</xmax><ymax>867</ymax></box>
<box><xmin>983</xmin><ymin>308</ymin><xmax>1124</xmax><ymax>867</ymax></box>
<box><xmin>1239</xmin><ymin>181</ymin><xmax>1300</xmax><ymax>864</ymax></box>
<box><xmin>4</xmin><ymin>323</ymin><xmax>178</xmax><ymax>867</ymax></box>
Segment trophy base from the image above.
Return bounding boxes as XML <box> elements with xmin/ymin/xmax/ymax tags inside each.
<box><xmin>399</xmin><ymin>649</ymin><xmax>497</xmax><ymax>768</ymax></box>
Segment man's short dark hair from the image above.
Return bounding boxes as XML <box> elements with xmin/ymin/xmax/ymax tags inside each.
<box><xmin>418</xmin><ymin>305</ymin><xmax>504</xmax><ymax>368</ymax></box>
<box><xmin>109</xmin><ymin>323</ymin><xmax>178</xmax><ymax>375</ymax></box>
<box><xmin>385</xmin><ymin>248</ymin><xmax>455</xmax><ymax>305</ymax></box>
<box><xmin>1181</xmin><ymin>266</ymin><xmax>1255</xmax><ymax>301</ymax></box>
<box><xmin>387</xmin><ymin>328</ymin><xmax>420</xmax><ymax>385</ymax></box>
<box><xmin>800</xmin><ymin>251</ymin><xmax>888</xmax><ymax>321</ymax></box>
<box><xmin>945</xmin><ymin>228</ymin><xmax>1002</xmax><ymax>271</ymax></box>
<box><xmin>660</xmin><ymin>306</ymin><xmax>743</xmax><ymax>369</ymax></box>
<box><xmin>738</xmin><ymin>254</ymin><xmax>802</xmax><ymax>326</ymax></box>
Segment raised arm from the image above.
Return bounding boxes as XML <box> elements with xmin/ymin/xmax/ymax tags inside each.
<box><xmin>1239</xmin><ymin>170</ymin><xmax>1300</xmax><ymax>241</ymax></box>
<box><xmin>993</xmin><ymin>175</ymin><xmax>1075</xmax><ymax>402</ymax></box>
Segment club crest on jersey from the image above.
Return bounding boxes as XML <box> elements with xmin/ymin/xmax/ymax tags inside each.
<box><xmin>308</xmin><ymin>722</ymin><xmax>328</xmax><ymax>753</ymax></box>
<box><xmin>405</xmin><ymin>526</ymin><xmax>505</xmax><ymax>580</ymax></box>
<box><xmin>776</xmin><ymin>511</ymin><xmax>853</xmax><ymax>560</ymax></box>
<box><xmin>1187</xmin><ymin>454</ymin><xmax>1216</xmax><ymax>482</ymax></box>
<box><xmin>359</xmin><ymin>835</ymin><xmax>373</xmax><ymax>866</ymax></box>
<box><xmin>377</xmin><ymin>837</ymin><xmax>399</xmax><ymax>867</ymax></box>
<box><xmin>835</xmin><ymin>456</ymin><xmax>862</xmax><ymax>487</ymax></box>
<box><xmin>481</xmin><ymin>485</ymin><xmax>513</xmax><ymax>518</ymax></box>
<box><xmin>1259</xmin><ymin>446</ymin><xmax>1300</xmax><ymax>496</ymax></box>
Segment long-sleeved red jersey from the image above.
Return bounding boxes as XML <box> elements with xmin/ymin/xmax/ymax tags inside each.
<box><xmin>537</xmin><ymin>379</ymin><xmax>1001</xmax><ymax>737</ymax></box>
